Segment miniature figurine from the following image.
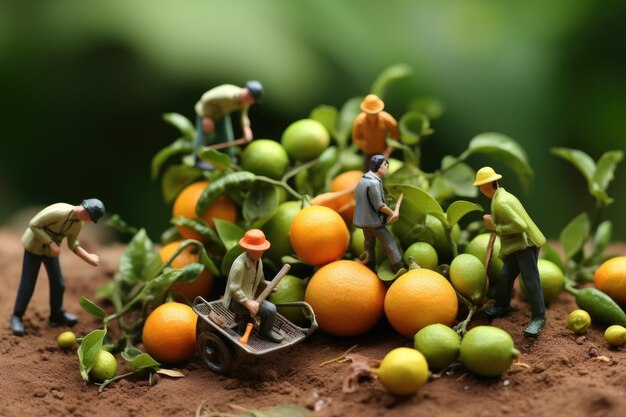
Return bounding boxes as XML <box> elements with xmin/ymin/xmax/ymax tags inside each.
<box><xmin>223</xmin><ymin>229</ymin><xmax>284</xmax><ymax>343</ymax></box>
<box><xmin>194</xmin><ymin>80</ymin><xmax>264</xmax><ymax>169</ymax></box>
<box><xmin>10</xmin><ymin>199</ymin><xmax>106</xmax><ymax>336</ymax></box>
<box><xmin>352</xmin><ymin>94</ymin><xmax>399</xmax><ymax>171</ymax></box>
<box><xmin>353</xmin><ymin>155</ymin><xmax>404</xmax><ymax>274</ymax></box>
<box><xmin>473</xmin><ymin>167</ymin><xmax>547</xmax><ymax>337</ymax></box>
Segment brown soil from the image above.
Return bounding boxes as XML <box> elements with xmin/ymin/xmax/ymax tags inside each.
<box><xmin>1</xmin><ymin>229</ymin><xmax>625</xmax><ymax>417</ymax></box>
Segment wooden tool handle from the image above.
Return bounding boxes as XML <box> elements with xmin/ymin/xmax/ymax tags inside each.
<box><xmin>239</xmin><ymin>323</ymin><xmax>254</xmax><ymax>345</ymax></box>
<box><xmin>256</xmin><ymin>264</ymin><xmax>291</xmax><ymax>304</ymax></box>
<box><xmin>394</xmin><ymin>193</ymin><xmax>404</xmax><ymax>213</ymax></box>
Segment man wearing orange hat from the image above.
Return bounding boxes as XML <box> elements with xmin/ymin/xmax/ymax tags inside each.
<box><xmin>223</xmin><ymin>229</ymin><xmax>283</xmax><ymax>343</ymax></box>
<box><xmin>352</xmin><ymin>94</ymin><xmax>399</xmax><ymax>171</ymax></box>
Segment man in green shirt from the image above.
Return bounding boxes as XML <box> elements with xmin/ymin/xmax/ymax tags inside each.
<box><xmin>11</xmin><ymin>199</ymin><xmax>105</xmax><ymax>336</ymax></box>
<box><xmin>194</xmin><ymin>81</ymin><xmax>264</xmax><ymax>170</ymax></box>
<box><xmin>473</xmin><ymin>167</ymin><xmax>547</xmax><ymax>337</ymax></box>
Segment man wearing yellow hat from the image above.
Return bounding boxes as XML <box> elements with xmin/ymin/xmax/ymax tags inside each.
<box><xmin>473</xmin><ymin>167</ymin><xmax>547</xmax><ymax>337</ymax></box>
<box><xmin>352</xmin><ymin>94</ymin><xmax>399</xmax><ymax>171</ymax></box>
<box><xmin>223</xmin><ymin>229</ymin><xmax>283</xmax><ymax>343</ymax></box>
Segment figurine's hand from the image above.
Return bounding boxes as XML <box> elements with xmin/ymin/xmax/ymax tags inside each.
<box><xmin>387</xmin><ymin>211</ymin><xmax>400</xmax><ymax>225</ymax></box>
<box><xmin>84</xmin><ymin>253</ymin><xmax>100</xmax><ymax>267</ymax></box>
<box><xmin>202</xmin><ymin>117</ymin><xmax>215</xmax><ymax>133</ymax></box>
<box><xmin>244</xmin><ymin>300</ymin><xmax>259</xmax><ymax>317</ymax></box>
<box><xmin>483</xmin><ymin>214</ymin><xmax>495</xmax><ymax>231</ymax></box>
<box><xmin>48</xmin><ymin>242</ymin><xmax>61</xmax><ymax>257</ymax></box>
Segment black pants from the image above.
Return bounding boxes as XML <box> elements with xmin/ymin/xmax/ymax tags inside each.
<box><xmin>229</xmin><ymin>300</ymin><xmax>278</xmax><ymax>336</ymax></box>
<box><xmin>13</xmin><ymin>250</ymin><xmax>66</xmax><ymax>319</ymax></box>
<box><xmin>495</xmin><ymin>246</ymin><xmax>545</xmax><ymax>318</ymax></box>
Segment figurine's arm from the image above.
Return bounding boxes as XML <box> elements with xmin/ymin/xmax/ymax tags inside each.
<box><xmin>73</xmin><ymin>246</ymin><xmax>100</xmax><ymax>267</ymax></box>
<box><xmin>228</xmin><ymin>260</ymin><xmax>260</xmax><ymax>316</ymax></box>
<box><xmin>201</xmin><ymin>106</ymin><xmax>253</xmax><ymax>151</ymax></box>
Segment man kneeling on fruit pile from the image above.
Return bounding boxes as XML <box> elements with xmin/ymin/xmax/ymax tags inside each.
<box><xmin>223</xmin><ymin>229</ymin><xmax>283</xmax><ymax>343</ymax></box>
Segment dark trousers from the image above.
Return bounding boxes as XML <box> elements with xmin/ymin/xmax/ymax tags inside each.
<box><xmin>229</xmin><ymin>300</ymin><xmax>278</xmax><ymax>336</ymax></box>
<box><xmin>495</xmin><ymin>246</ymin><xmax>545</xmax><ymax>318</ymax></box>
<box><xmin>363</xmin><ymin>227</ymin><xmax>402</xmax><ymax>271</ymax></box>
<box><xmin>13</xmin><ymin>250</ymin><xmax>66</xmax><ymax>319</ymax></box>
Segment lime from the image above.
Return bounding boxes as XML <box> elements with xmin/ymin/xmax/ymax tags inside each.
<box><xmin>375</xmin><ymin>347</ymin><xmax>429</xmax><ymax>396</ymax></box>
<box><xmin>281</xmin><ymin>119</ymin><xmax>330</xmax><ymax>162</ymax></box>
<box><xmin>56</xmin><ymin>331</ymin><xmax>77</xmax><ymax>350</ymax></box>
<box><xmin>350</xmin><ymin>228</ymin><xmax>365</xmax><ymax>257</ymax></box>
<box><xmin>459</xmin><ymin>326</ymin><xmax>519</xmax><ymax>377</ymax></box>
<box><xmin>263</xmin><ymin>201</ymin><xmax>302</xmax><ymax>264</ymax></box>
<box><xmin>240</xmin><ymin>139</ymin><xmax>290</xmax><ymax>180</ymax></box>
<box><xmin>413</xmin><ymin>324</ymin><xmax>460</xmax><ymax>370</ymax></box>
<box><xmin>520</xmin><ymin>259</ymin><xmax>565</xmax><ymax>304</ymax></box>
<box><xmin>403</xmin><ymin>242</ymin><xmax>438</xmax><ymax>270</ymax></box>
<box><xmin>566</xmin><ymin>309</ymin><xmax>591</xmax><ymax>334</ymax></box>
<box><xmin>388</xmin><ymin>158</ymin><xmax>403</xmax><ymax>174</ymax></box>
<box><xmin>465</xmin><ymin>233</ymin><xmax>503</xmax><ymax>286</ymax></box>
<box><xmin>450</xmin><ymin>254</ymin><xmax>487</xmax><ymax>303</ymax></box>
<box><xmin>268</xmin><ymin>275</ymin><xmax>307</xmax><ymax>325</ymax></box>
<box><xmin>89</xmin><ymin>350</ymin><xmax>118</xmax><ymax>383</ymax></box>
<box><xmin>425</xmin><ymin>215</ymin><xmax>460</xmax><ymax>262</ymax></box>
<box><xmin>604</xmin><ymin>325</ymin><xmax>626</xmax><ymax>346</ymax></box>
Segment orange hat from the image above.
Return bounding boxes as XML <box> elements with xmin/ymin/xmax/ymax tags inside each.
<box><xmin>360</xmin><ymin>94</ymin><xmax>384</xmax><ymax>114</ymax></box>
<box><xmin>239</xmin><ymin>229</ymin><xmax>271</xmax><ymax>251</ymax></box>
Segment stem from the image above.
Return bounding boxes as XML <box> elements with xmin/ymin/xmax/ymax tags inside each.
<box><xmin>445</xmin><ymin>226</ymin><xmax>459</xmax><ymax>258</ymax></box>
<box><xmin>454</xmin><ymin>305</ymin><xmax>477</xmax><ymax>336</ymax></box>
<box><xmin>254</xmin><ymin>176</ymin><xmax>302</xmax><ymax>200</ymax></box>
<box><xmin>564</xmin><ymin>282</ymin><xmax>579</xmax><ymax>296</ymax></box>
<box><xmin>98</xmin><ymin>370</ymin><xmax>140</xmax><ymax>393</ymax></box>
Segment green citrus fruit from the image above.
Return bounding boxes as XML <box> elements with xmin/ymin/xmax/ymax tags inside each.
<box><xmin>388</xmin><ymin>158</ymin><xmax>404</xmax><ymax>174</ymax></box>
<box><xmin>520</xmin><ymin>259</ymin><xmax>565</xmax><ymax>304</ymax></box>
<box><xmin>413</xmin><ymin>324</ymin><xmax>460</xmax><ymax>370</ymax></box>
<box><xmin>268</xmin><ymin>275</ymin><xmax>307</xmax><ymax>325</ymax></box>
<box><xmin>450</xmin><ymin>254</ymin><xmax>487</xmax><ymax>303</ymax></box>
<box><xmin>566</xmin><ymin>309</ymin><xmax>591</xmax><ymax>334</ymax></box>
<box><xmin>459</xmin><ymin>326</ymin><xmax>519</xmax><ymax>377</ymax></box>
<box><xmin>403</xmin><ymin>242</ymin><xmax>438</xmax><ymax>270</ymax></box>
<box><xmin>56</xmin><ymin>331</ymin><xmax>77</xmax><ymax>350</ymax></box>
<box><xmin>263</xmin><ymin>201</ymin><xmax>302</xmax><ymax>264</ymax></box>
<box><xmin>281</xmin><ymin>119</ymin><xmax>330</xmax><ymax>161</ymax></box>
<box><xmin>425</xmin><ymin>215</ymin><xmax>460</xmax><ymax>262</ymax></box>
<box><xmin>375</xmin><ymin>347</ymin><xmax>430</xmax><ymax>396</ymax></box>
<box><xmin>604</xmin><ymin>325</ymin><xmax>626</xmax><ymax>346</ymax></box>
<box><xmin>89</xmin><ymin>350</ymin><xmax>118</xmax><ymax>383</ymax></box>
<box><xmin>350</xmin><ymin>228</ymin><xmax>365</xmax><ymax>257</ymax></box>
<box><xmin>240</xmin><ymin>139</ymin><xmax>290</xmax><ymax>179</ymax></box>
<box><xmin>465</xmin><ymin>233</ymin><xmax>503</xmax><ymax>286</ymax></box>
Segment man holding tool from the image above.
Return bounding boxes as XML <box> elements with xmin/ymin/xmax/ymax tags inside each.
<box><xmin>223</xmin><ymin>229</ymin><xmax>284</xmax><ymax>343</ymax></box>
<box><xmin>473</xmin><ymin>167</ymin><xmax>547</xmax><ymax>337</ymax></box>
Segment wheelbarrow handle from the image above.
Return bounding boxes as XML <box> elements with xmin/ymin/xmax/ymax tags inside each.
<box><xmin>274</xmin><ymin>301</ymin><xmax>319</xmax><ymax>336</ymax></box>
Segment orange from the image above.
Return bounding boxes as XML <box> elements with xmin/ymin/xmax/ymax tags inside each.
<box><xmin>384</xmin><ymin>269</ymin><xmax>458</xmax><ymax>338</ymax></box>
<box><xmin>289</xmin><ymin>205</ymin><xmax>350</xmax><ymax>266</ymax></box>
<box><xmin>305</xmin><ymin>260</ymin><xmax>386</xmax><ymax>336</ymax></box>
<box><xmin>330</xmin><ymin>170</ymin><xmax>363</xmax><ymax>225</ymax></box>
<box><xmin>159</xmin><ymin>241</ymin><xmax>214</xmax><ymax>301</ymax></box>
<box><xmin>142</xmin><ymin>302</ymin><xmax>197</xmax><ymax>363</ymax></box>
<box><xmin>172</xmin><ymin>181</ymin><xmax>237</xmax><ymax>241</ymax></box>
<box><xmin>594</xmin><ymin>256</ymin><xmax>626</xmax><ymax>305</ymax></box>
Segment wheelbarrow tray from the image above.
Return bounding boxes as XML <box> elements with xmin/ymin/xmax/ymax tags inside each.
<box><xmin>193</xmin><ymin>297</ymin><xmax>316</xmax><ymax>356</ymax></box>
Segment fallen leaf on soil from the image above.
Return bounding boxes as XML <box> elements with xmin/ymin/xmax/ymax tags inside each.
<box><xmin>342</xmin><ymin>353</ymin><xmax>381</xmax><ymax>393</ymax></box>
<box><xmin>593</xmin><ymin>356</ymin><xmax>611</xmax><ymax>363</ymax></box>
<box><xmin>157</xmin><ymin>369</ymin><xmax>186</xmax><ymax>378</ymax></box>
<box><xmin>196</xmin><ymin>402</ymin><xmax>309</xmax><ymax>417</ymax></box>
<box><xmin>319</xmin><ymin>344</ymin><xmax>358</xmax><ymax>367</ymax></box>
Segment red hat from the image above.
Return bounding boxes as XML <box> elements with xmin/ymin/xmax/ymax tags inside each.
<box><xmin>239</xmin><ymin>229</ymin><xmax>271</xmax><ymax>251</ymax></box>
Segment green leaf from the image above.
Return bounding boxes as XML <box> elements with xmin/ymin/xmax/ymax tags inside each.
<box><xmin>214</xmin><ymin>218</ymin><xmax>246</xmax><ymax>251</ymax></box>
<box><xmin>77</xmin><ymin>329</ymin><xmax>106</xmax><ymax>381</ymax></box>
<box><xmin>336</xmin><ymin>96</ymin><xmax>362</xmax><ymax>148</ymax></box>
<box><xmin>143</xmin><ymin>264</ymin><xmax>203</xmax><ymax>302</ymax></box>
<box><xmin>196</xmin><ymin>148</ymin><xmax>233</xmax><ymax>171</ymax></box>
<box><xmin>151</xmin><ymin>138</ymin><xmax>194</xmax><ymax>180</ymax></box>
<box><xmin>197</xmin><ymin>171</ymin><xmax>256</xmax><ymax>215</ymax></box>
<box><xmin>541</xmin><ymin>243</ymin><xmax>565</xmax><ymax>272</ymax></box>
<box><xmin>79</xmin><ymin>296</ymin><xmax>105</xmax><ymax>319</ymax></box>
<box><xmin>551</xmin><ymin>147</ymin><xmax>595</xmax><ymax>184</ymax></box>
<box><xmin>386</xmin><ymin>184</ymin><xmax>444</xmax><ymax>219</ymax></box>
<box><xmin>591</xmin><ymin>150</ymin><xmax>623</xmax><ymax>206</ymax></box>
<box><xmin>385</xmin><ymin>162</ymin><xmax>428</xmax><ymax>189</ymax></box>
<box><xmin>439</xmin><ymin>156</ymin><xmax>477</xmax><ymax>198</ymax></box>
<box><xmin>169</xmin><ymin>262</ymin><xmax>204</xmax><ymax>284</ymax></box>
<box><xmin>160</xmin><ymin>225</ymin><xmax>182</xmax><ymax>246</ymax></box>
<box><xmin>408</xmin><ymin>97</ymin><xmax>445</xmax><ymax>119</ymax></box>
<box><xmin>171</xmin><ymin>216</ymin><xmax>221</xmax><ymax>246</ymax></box>
<box><xmin>560</xmin><ymin>213</ymin><xmax>591</xmax><ymax>260</ymax></box>
<box><xmin>591</xmin><ymin>220</ymin><xmax>612</xmax><ymax>258</ymax></box>
<box><xmin>117</xmin><ymin>229</ymin><xmax>162</xmax><ymax>287</ymax></box>
<box><xmin>446</xmin><ymin>201</ymin><xmax>483</xmax><ymax>228</ymax></box>
<box><xmin>309</xmin><ymin>105</ymin><xmax>338</xmax><ymax>138</ymax></box>
<box><xmin>162</xmin><ymin>113</ymin><xmax>195</xmax><ymax>140</ymax></box>
<box><xmin>161</xmin><ymin>165</ymin><xmax>202</xmax><ymax>203</ymax></box>
<box><xmin>121</xmin><ymin>347</ymin><xmax>161</xmax><ymax>371</ymax></box>
<box><xmin>461</xmin><ymin>133</ymin><xmax>533</xmax><ymax>194</ymax></box>
<box><xmin>398</xmin><ymin>112</ymin><xmax>433</xmax><ymax>146</ymax></box>
<box><xmin>370</xmin><ymin>64</ymin><xmax>412</xmax><ymax>98</ymax></box>
<box><xmin>243</xmin><ymin>182</ymin><xmax>280</xmax><ymax>228</ymax></box>
<box><xmin>308</xmin><ymin>146</ymin><xmax>339</xmax><ymax>193</ymax></box>
<box><xmin>221</xmin><ymin>245</ymin><xmax>246</xmax><ymax>277</ymax></box>
<box><xmin>106</xmin><ymin>214</ymin><xmax>139</xmax><ymax>236</ymax></box>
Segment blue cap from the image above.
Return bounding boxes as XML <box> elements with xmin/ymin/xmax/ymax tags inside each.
<box><xmin>81</xmin><ymin>198</ymin><xmax>106</xmax><ymax>223</ymax></box>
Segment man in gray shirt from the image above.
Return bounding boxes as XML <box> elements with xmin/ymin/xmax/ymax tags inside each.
<box><xmin>353</xmin><ymin>155</ymin><xmax>404</xmax><ymax>273</ymax></box>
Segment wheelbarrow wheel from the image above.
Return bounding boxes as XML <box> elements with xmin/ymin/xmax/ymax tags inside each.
<box><xmin>197</xmin><ymin>331</ymin><xmax>234</xmax><ymax>374</ymax></box>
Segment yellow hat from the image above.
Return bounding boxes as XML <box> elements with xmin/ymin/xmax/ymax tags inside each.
<box><xmin>360</xmin><ymin>94</ymin><xmax>384</xmax><ymax>114</ymax></box>
<box><xmin>473</xmin><ymin>167</ymin><xmax>502</xmax><ymax>186</ymax></box>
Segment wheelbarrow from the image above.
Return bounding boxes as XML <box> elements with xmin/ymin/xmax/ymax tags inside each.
<box><xmin>192</xmin><ymin>296</ymin><xmax>318</xmax><ymax>374</ymax></box>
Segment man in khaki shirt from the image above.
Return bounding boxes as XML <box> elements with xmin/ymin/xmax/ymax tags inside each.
<box><xmin>11</xmin><ymin>199</ymin><xmax>105</xmax><ymax>336</ymax></box>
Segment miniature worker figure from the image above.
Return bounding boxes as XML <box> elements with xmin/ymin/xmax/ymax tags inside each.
<box><xmin>352</xmin><ymin>94</ymin><xmax>399</xmax><ymax>171</ymax></box>
<box><xmin>223</xmin><ymin>229</ymin><xmax>283</xmax><ymax>343</ymax></box>
<box><xmin>473</xmin><ymin>167</ymin><xmax>547</xmax><ymax>337</ymax></box>
<box><xmin>353</xmin><ymin>155</ymin><xmax>404</xmax><ymax>273</ymax></box>
<box><xmin>10</xmin><ymin>199</ymin><xmax>106</xmax><ymax>336</ymax></box>
<box><xmin>194</xmin><ymin>80</ymin><xmax>264</xmax><ymax>170</ymax></box>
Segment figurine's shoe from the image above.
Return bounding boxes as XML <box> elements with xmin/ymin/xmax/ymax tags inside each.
<box><xmin>524</xmin><ymin>316</ymin><xmax>546</xmax><ymax>337</ymax></box>
<box><xmin>261</xmin><ymin>330</ymin><xmax>284</xmax><ymax>344</ymax></box>
<box><xmin>49</xmin><ymin>311</ymin><xmax>79</xmax><ymax>327</ymax></box>
<box><xmin>484</xmin><ymin>305</ymin><xmax>510</xmax><ymax>318</ymax></box>
<box><xmin>10</xmin><ymin>315</ymin><xmax>24</xmax><ymax>336</ymax></box>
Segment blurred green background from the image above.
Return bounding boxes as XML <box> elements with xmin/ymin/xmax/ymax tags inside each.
<box><xmin>1</xmin><ymin>0</ymin><xmax>625</xmax><ymax>240</ymax></box>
